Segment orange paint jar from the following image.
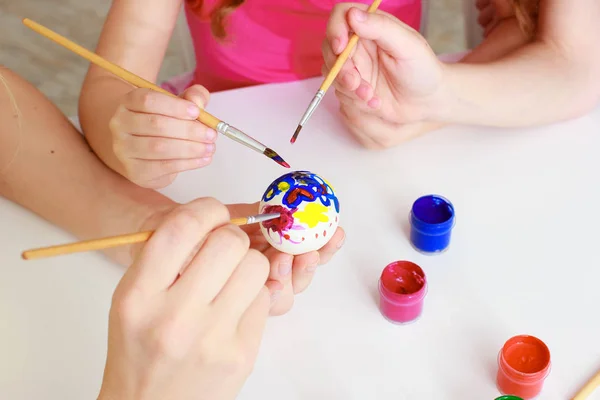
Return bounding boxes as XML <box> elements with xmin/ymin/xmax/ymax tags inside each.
<box><xmin>496</xmin><ymin>335</ymin><xmax>551</xmax><ymax>399</ymax></box>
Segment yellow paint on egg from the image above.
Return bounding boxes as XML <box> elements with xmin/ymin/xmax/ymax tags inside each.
<box><xmin>293</xmin><ymin>203</ymin><xmax>329</xmax><ymax>228</ymax></box>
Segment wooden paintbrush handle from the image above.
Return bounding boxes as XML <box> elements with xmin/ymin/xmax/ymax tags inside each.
<box><xmin>320</xmin><ymin>34</ymin><xmax>360</xmax><ymax>92</ymax></box>
<box><xmin>319</xmin><ymin>0</ymin><xmax>383</xmax><ymax>93</ymax></box>
<box><xmin>21</xmin><ymin>231</ymin><xmax>154</xmax><ymax>260</ymax></box>
<box><xmin>572</xmin><ymin>370</ymin><xmax>600</xmax><ymax>400</ymax></box>
<box><xmin>22</xmin><ymin>217</ymin><xmax>249</xmax><ymax>260</ymax></box>
<box><xmin>22</xmin><ymin>18</ymin><xmax>221</xmax><ymax>130</ymax></box>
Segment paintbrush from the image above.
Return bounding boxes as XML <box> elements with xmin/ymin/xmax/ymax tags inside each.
<box><xmin>21</xmin><ymin>212</ymin><xmax>280</xmax><ymax>260</ymax></box>
<box><xmin>22</xmin><ymin>18</ymin><xmax>290</xmax><ymax>169</ymax></box>
<box><xmin>290</xmin><ymin>0</ymin><xmax>383</xmax><ymax>144</ymax></box>
<box><xmin>572</xmin><ymin>369</ymin><xmax>600</xmax><ymax>400</ymax></box>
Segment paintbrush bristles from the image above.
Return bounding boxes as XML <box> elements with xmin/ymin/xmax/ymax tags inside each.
<box><xmin>263</xmin><ymin>148</ymin><xmax>290</xmax><ymax>168</ymax></box>
<box><xmin>290</xmin><ymin>125</ymin><xmax>302</xmax><ymax>144</ymax></box>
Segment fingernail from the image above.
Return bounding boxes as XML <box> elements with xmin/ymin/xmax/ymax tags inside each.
<box><xmin>205</xmin><ymin>143</ymin><xmax>215</xmax><ymax>154</ymax></box>
<box><xmin>206</xmin><ymin>129</ymin><xmax>217</xmax><ymax>141</ymax></box>
<box><xmin>188</xmin><ymin>104</ymin><xmax>199</xmax><ymax>118</ymax></box>
<box><xmin>306</xmin><ymin>260</ymin><xmax>319</xmax><ymax>273</ymax></box>
<box><xmin>343</xmin><ymin>72</ymin><xmax>354</xmax><ymax>86</ymax></box>
<box><xmin>354</xmin><ymin>9</ymin><xmax>368</xmax><ymax>22</ymax></box>
<box><xmin>306</xmin><ymin>265</ymin><xmax>318</xmax><ymax>273</ymax></box>
<box><xmin>368</xmin><ymin>96</ymin><xmax>381</xmax><ymax>109</ymax></box>
<box><xmin>337</xmin><ymin>237</ymin><xmax>345</xmax><ymax>249</ymax></box>
<box><xmin>278</xmin><ymin>262</ymin><xmax>292</xmax><ymax>276</ymax></box>
<box><xmin>271</xmin><ymin>290</ymin><xmax>281</xmax><ymax>303</ymax></box>
<box><xmin>199</xmin><ymin>156</ymin><xmax>212</xmax><ymax>164</ymax></box>
<box><xmin>332</xmin><ymin>37</ymin><xmax>341</xmax><ymax>53</ymax></box>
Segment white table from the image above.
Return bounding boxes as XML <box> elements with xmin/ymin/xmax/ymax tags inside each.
<box><xmin>2</xmin><ymin>77</ymin><xmax>600</xmax><ymax>399</ymax></box>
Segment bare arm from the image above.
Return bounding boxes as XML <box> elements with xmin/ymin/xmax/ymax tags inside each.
<box><xmin>403</xmin><ymin>16</ymin><xmax>532</xmax><ymax>135</ymax></box>
<box><xmin>78</xmin><ymin>0</ymin><xmax>183</xmax><ymax>174</ymax></box>
<box><xmin>1</xmin><ymin>67</ymin><xmax>174</xmax><ymax>265</ymax></box>
<box><xmin>430</xmin><ymin>0</ymin><xmax>600</xmax><ymax>127</ymax></box>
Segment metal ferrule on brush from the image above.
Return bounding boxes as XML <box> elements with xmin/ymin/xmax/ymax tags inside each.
<box><xmin>216</xmin><ymin>122</ymin><xmax>266</xmax><ymax>154</ymax></box>
<box><xmin>247</xmin><ymin>212</ymin><xmax>281</xmax><ymax>224</ymax></box>
<box><xmin>298</xmin><ymin>89</ymin><xmax>325</xmax><ymax>127</ymax></box>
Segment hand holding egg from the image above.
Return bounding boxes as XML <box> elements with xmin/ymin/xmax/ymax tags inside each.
<box><xmin>259</xmin><ymin>171</ymin><xmax>340</xmax><ymax>255</ymax></box>
<box><xmin>226</xmin><ymin>171</ymin><xmax>343</xmax><ymax>316</ymax></box>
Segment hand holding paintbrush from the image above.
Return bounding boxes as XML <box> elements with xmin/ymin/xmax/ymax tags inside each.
<box><xmin>291</xmin><ymin>0</ymin><xmax>383</xmax><ymax>143</ymax></box>
<box><xmin>22</xmin><ymin>212</ymin><xmax>281</xmax><ymax>260</ymax></box>
<box><xmin>21</xmin><ymin>18</ymin><xmax>289</xmax><ymax>179</ymax></box>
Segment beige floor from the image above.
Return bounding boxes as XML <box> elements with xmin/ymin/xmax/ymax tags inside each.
<box><xmin>0</xmin><ymin>0</ymin><xmax>466</xmax><ymax>116</ymax></box>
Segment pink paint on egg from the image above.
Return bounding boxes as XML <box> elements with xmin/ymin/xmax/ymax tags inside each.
<box><xmin>259</xmin><ymin>171</ymin><xmax>340</xmax><ymax>255</ymax></box>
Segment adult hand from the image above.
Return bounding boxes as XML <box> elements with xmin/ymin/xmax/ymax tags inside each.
<box><xmin>228</xmin><ymin>202</ymin><xmax>345</xmax><ymax>316</ymax></box>
<box><xmin>99</xmin><ymin>198</ymin><xmax>278</xmax><ymax>400</ymax></box>
<box><xmin>109</xmin><ymin>85</ymin><xmax>217</xmax><ymax>189</ymax></box>
<box><xmin>135</xmin><ymin>201</ymin><xmax>345</xmax><ymax>316</ymax></box>
<box><xmin>322</xmin><ymin>3</ymin><xmax>444</xmax><ymax>148</ymax></box>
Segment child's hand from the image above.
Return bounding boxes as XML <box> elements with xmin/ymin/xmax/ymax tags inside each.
<box><xmin>227</xmin><ymin>202</ymin><xmax>345</xmax><ymax>316</ymax></box>
<box><xmin>338</xmin><ymin>105</ymin><xmax>442</xmax><ymax>149</ymax></box>
<box><xmin>99</xmin><ymin>198</ymin><xmax>278</xmax><ymax>400</ymax></box>
<box><xmin>109</xmin><ymin>85</ymin><xmax>217</xmax><ymax>189</ymax></box>
<box><xmin>322</xmin><ymin>4</ymin><xmax>444</xmax><ymax>147</ymax></box>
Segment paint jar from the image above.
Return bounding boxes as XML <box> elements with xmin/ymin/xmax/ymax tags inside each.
<box><xmin>378</xmin><ymin>261</ymin><xmax>427</xmax><ymax>324</ymax></box>
<box><xmin>495</xmin><ymin>396</ymin><xmax>524</xmax><ymax>400</ymax></box>
<box><xmin>409</xmin><ymin>195</ymin><xmax>455</xmax><ymax>254</ymax></box>
<box><xmin>496</xmin><ymin>335</ymin><xmax>551</xmax><ymax>399</ymax></box>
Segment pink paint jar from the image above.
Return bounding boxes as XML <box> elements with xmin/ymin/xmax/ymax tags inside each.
<box><xmin>496</xmin><ymin>335</ymin><xmax>551</xmax><ymax>399</ymax></box>
<box><xmin>378</xmin><ymin>261</ymin><xmax>427</xmax><ymax>324</ymax></box>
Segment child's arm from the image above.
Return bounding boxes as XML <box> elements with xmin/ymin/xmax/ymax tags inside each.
<box><xmin>430</xmin><ymin>0</ymin><xmax>600</xmax><ymax>127</ymax></box>
<box><xmin>398</xmin><ymin>16</ymin><xmax>533</xmax><ymax>137</ymax></box>
<box><xmin>78</xmin><ymin>0</ymin><xmax>185</xmax><ymax>177</ymax></box>
<box><xmin>326</xmin><ymin>0</ymin><xmax>599</xmax><ymax>146</ymax></box>
<box><xmin>0</xmin><ymin>66</ymin><xmax>175</xmax><ymax>265</ymax></box>
<box><xmin>461</xmin><ymin>18</ymin><xmax>531</xmax><ymax>64</ymax></box>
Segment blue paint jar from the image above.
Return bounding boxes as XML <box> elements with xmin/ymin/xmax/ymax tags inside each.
<box><xmin>409</xmin><ymin>195</ymin><xmax>455</xmax><ymax>254</ymax></box>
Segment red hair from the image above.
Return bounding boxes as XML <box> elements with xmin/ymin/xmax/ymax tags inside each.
<box><xmin>186</xmin><ymin>0</ymin><xmax>540</xmax><ymax>41</ymax></box>
<box><xmin>512</xmin><ymin>0</ymin><xmax>539</xmax><ymax>37</ymax></box>
<box><xmin>186</xmin><ymin>0</ymin><xmax>245</xmax><ymax>40</ymax></box>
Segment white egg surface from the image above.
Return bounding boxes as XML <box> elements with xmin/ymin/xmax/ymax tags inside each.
<box><xmin>259</xmin><ymin>171</ymin><xmax>340</xmax><ymax>255</ymax></box>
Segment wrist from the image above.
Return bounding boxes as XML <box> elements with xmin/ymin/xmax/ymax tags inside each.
<box><xmin>422</xmin><ymin>18</ymin><xmax>534</xmax><ymax>126</ymax></box>
<box><xmin>103</xmin><ymin>189</ymin><xmax>176</xmax><ymax>266</ymax></box>
<box><xmin>123</xmin><ymin>198</ymin><xmax>177</xmax><ymax>263</ymax></box>
<box><xmin>419</xmin><ymin>62</ymin><xmax>457</xmax><ymax>123</ymax></box>
<box><xmin>118</xmin><ymin>184</ymin><xmax>176</xmax><ymax>236</ymax></box>
<box><xmin>79</xmin><ymin>79</ymin><xmax>133</xmax><ymax>178</ymax></box>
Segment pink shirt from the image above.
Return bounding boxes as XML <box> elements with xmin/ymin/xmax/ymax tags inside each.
<box><xmin>182</xmin><ymin>0</ymin><xmax>422</xmax><ymax>93</ymax></box>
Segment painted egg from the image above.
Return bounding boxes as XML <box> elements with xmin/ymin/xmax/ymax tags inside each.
<box><xmin>259</xmin><ymin>171</ymin><xmax>340</xmax><ymax>255</ymax></box>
